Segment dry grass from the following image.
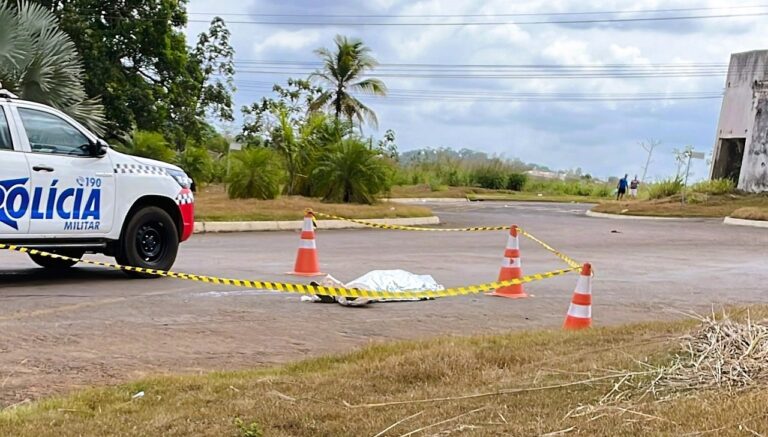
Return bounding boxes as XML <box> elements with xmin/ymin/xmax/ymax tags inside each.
<box><xmin>730</xmin><ymin>207</ymin><xmax>768</xmax><ymax>221</ymax></box>
<box><xmin>3</xmin><ymin>307</ymin><xmax>768</xmax><ymax>436</ymax></box>
<box><xmin>593</xmin><ymin>193</ymin><xmax>768</xmax><ymax>218</ymax></box>
<box><xmin>196</xmin><ymin>185</ymin><xmax>433</xmax><ymax>221</ymax></box>
<box><xmin>390</xmin><ymin>185</ymin><xmax>603</xmax><ymax>203</ymax></box>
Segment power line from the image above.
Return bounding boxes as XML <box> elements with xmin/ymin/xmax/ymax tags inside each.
<box><xmin>185</xmin><ymin>4</ymin><xmax>768</xmax><ymax>19</ymax></box>
<box><xmin>185</xmin><ymin>11</ymin><xmax>768</xmax><ymax>26</ymax></box>
<box><xmin>231</xmin><ymin>83</ymin><xmax>723</xmax><ymax>102</ymax></box>
<box><xmin>228</xmin><ymin>69</ymin><xmax>733</xmax><ymax>79</ymax></box>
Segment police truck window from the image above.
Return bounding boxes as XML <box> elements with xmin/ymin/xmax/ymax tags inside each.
<box><xmin>0</xmin><ymin>109</ymin><xmax>12</xmax><ymax>151</ymax></box>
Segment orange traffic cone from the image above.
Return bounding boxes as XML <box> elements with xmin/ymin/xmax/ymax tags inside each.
<box><xmin>288</xmin><ymin>210</ymin><xmax>324</xmax><ymax>276</ymax></box>
<box><xmin>564</xmin><ymin>263</ymin><xmax>593</xmax><ymax>330</ymax></box>
<box><xmin>488</xmin><ymin>225</ymin><xmax>528</xmax><ymax>299</ymax></box>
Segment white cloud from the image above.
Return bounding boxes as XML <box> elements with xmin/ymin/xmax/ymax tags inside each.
<box><xmin>251</xmin><ymin>30</ymin><xmax>323</xmax><ymax>55</ymax></box>
<box><xmin>187</xmin><ymin>0</ymin><xmax>758</xmax><ymax>178</ymax></box>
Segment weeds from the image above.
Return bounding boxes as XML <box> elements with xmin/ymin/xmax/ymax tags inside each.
<box><xmin>647</xmin><ymin>177</ymin><xmax>683</xmax><ymax>200</ymax></box>
<box><xmin>692</xmin><ymin>178</ymin><xmax>736</xmax><ymax>195</ymax></box>
<box><xmin>234</xmin><ymin>418</ymin><xmax>263</xmax><ymax>437</ymax></box>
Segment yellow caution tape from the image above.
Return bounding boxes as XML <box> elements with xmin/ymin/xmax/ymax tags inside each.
<box><xmin>315</xmin><ymin>212</ymin><xmax>581</xmax><ymax>269</ymax></box>
<box><xmin>0</xmin><ymin>243</ymin><xmax>579</xmax><ymax>300</ymax></box>
<box><xmin>314</xmin><ymin>212</ymin><xmax>510</xmax><ymax>232</ymax></box>
<box><xmin>518</xmin><ymin>229</ymin><xmax>581</xmax><ymax>269</ymax></box>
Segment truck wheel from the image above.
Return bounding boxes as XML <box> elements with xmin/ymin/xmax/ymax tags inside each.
<box><xmin>28</xmin><ymin>249</ymin><xmax>84</xmax><ymax>269</ymax></box>
<box><xmin>118</xmin><ymin>206</ymin><xmax>178</xmax><ymax>278</ymax></box>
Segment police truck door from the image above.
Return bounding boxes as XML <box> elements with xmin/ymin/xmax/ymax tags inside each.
<box><xmin>0</xmin><ymin>105</ymin><xmax>31</xmax><ymax>236</ymax></box>
<box><xmin>15</xmin><ymin>105</ymin><xmax>115</xmax><ymax>236</ymax></box>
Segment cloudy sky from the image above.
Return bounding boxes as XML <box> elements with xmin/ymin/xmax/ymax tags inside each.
<box><xmin>185</xmin><ymin>0</ymin><xmax>766</xmax><ymax>180</ymax></box>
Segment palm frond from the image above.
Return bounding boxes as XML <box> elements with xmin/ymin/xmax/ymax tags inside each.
<box><xmin>1</xmin><ymin>0</ymin><xmax>105</xmax><ymax>133</ymax></box>
<box><xmin>349</xmin><ymin>78</ymin><xmax>387</xmax><ymax>96</ymax></box>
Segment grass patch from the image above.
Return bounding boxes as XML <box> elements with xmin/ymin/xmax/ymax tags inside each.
<box><xmin>730</xmin><ymin>207</ymin><xmax>768</xmax><ymax>221</ymax></box>
<box><xmin>3</xmin><ymin>307</ymin><xmax>768</xmax><ymax>436</ymax></box>
<box><xmin>390</xmin><ymin>184</ymin><xmax>604</xmax><ymax>203</ymax></box>
<box><xmin>593</xmin><ymin>193</ymin><xmax>768</xmax><ymax>218</ymax></box>
<box><xmin>196</xmin><ymin>185</ymin><xmax>433</xmax><ymax>221</ymax></box>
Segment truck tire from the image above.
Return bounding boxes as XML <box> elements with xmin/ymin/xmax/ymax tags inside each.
<box><xmin>117</xmin><ymin>206</ymin><xmax>179</xmax><ymax>278</ymax></box>
<box><xmin>28</xmin><ymin>249</ymin><xmax>85</xmax><ymax>269</ymax></box>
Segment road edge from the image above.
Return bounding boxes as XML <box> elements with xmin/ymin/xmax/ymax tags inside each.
<box><xmin>383</xmin><ymin>197</ymin><xmax>469</xmax><ymax>203</ymax></box>
<box><xmin>585</xmin><ymin>210</ymin><xmax>700</xmax><ymax>221</ymax></box>
<box><xmin>194</xmin><ymin>216</ymin><xmax>441</xmax><ymax>233</ymax></box>
<box><xmin>723</xmin><ymin>216</ymin><xmax>768</xmax><ymax>228</ymax></box>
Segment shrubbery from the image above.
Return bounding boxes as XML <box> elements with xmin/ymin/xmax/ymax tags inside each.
<box><xmin>311</xmin><ymin>138</ymin><xmax>393</xmax><ymax>204</ymax></box>
<box><xmin>647</xmin><ymin>177</ymin><xmax>684</xmax><ymax>200</ymax></box>
<box><xmin>471</xmin><ymin>163</ymin><xmax>507</xmax><ymax>189</ymax></box>
<box><xmin>691</xmin><ymin>178</ymin><xmax>736</xmax><ymax>195</ymax></box>
<box><xmin>226</xmin><ymin>148</ymin><xmax>284</xmax><ymax>200</ymax></box>
<box><xmin>506</xmin><ymin>173</ymin><xmax>528</xmax><ymax>191</ymax></box>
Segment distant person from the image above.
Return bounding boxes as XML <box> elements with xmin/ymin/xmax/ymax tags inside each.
<box><xmin>630</xmin><ymin>175</ymin><xmax>640</xmax><ymax>199</ymax></box>
<box><xmin>617</xmin><ymin>174</ymin><xmax>628</xmax><ymax>200</ymax></box>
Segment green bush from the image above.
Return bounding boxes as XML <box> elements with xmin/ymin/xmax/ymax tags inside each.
<box><xmin>123</xmin><ymin>130</ymin><xmax>176</xmax><ymax>163</ymax></box>
<box><xmin>226</xmin><ymin>148</ymin><xmax>284</xmax><ymax>200</ymax></box>
<box><xmin>506</xmin><ymin>173</ymin><xmax>528</xmax><ymax>191</ymax></box>
<box><xmin>691</xmin><ymin>178</ymin><xmax>736</xmax><ymax>195</ymax></box>
<box><xmin>472</xmin><ymin>164</ymin><xmax>507</xmax><ymax>189</ymax></box>
<box><xmin>311</xmin><ymin>138</ymin><xmax>393</xmax><ymax>204</ymax></box>
<box><xmin>177</xmin><ymin>146</ymin><xmax>213</xmax><ymax>186</ymax></box>
<box><xmin>589</xmin><ymin>184</ymin><xmax>612</xmax><ymax>197</ymax></box>
<box><xmin>647</xmin><ymin>178</ymin><xmax>683</xmax><ymax>200</ymax></box>
<box><xmin>210</xmin><ymin>158</ymin><xmax>228</xmax><ymax>183</ymax></box>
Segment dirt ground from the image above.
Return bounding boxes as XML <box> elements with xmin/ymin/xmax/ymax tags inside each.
<box><xmin>1</xmin><ymin>201</ymin><xmax>766</xmax><ymax>407</ymax></box>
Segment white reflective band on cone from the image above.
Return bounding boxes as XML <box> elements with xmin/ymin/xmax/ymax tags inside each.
<box><xmin>302</xmin><ymin>218</ymin><xmax>313</xmax><ymax>232</ymax></box>
<box><xmin>575</xmin><ymin>276</ymin><xmax>592</xmax><ymax>294</ymax></box>
<box><xmin>300</xmin><ymin>240</ymin><xmax>317</xmax><ymax>249</ymax></box>
<box><xmin>567</xmin><ymin>303</ymin><xmax>591</xmax><ymax>318</ymax></box>
<box><xmin>506</xmin><ymin>237</ymin><xmax>519</xmax><ymax>250</ymax></box>
<box><xmin>501</xmin><ymin>257</ymin><xmax>521</xmax><ymax>268</ymax></box>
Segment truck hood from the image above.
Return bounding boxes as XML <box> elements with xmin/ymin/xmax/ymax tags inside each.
<box><xmin>109</xmin><ymin>149</ymin><xmax>184</xmax><ymax>173</ymax></box>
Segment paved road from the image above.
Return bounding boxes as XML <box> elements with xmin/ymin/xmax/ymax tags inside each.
<box><xmin>1</xmin><ymin>202</ymin><xmax>766</xmax><ymax>406</ymax></box>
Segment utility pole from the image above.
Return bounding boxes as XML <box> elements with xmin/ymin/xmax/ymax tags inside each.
<box><xmin>639</xmin><ymin>139</ymin><xmax>660</xmax><ymax>182</ymax></box>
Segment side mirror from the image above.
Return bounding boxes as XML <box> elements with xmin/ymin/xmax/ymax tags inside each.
<box><xmin>88</xmin><ymin>139</ymin><xmax>108</xmax><ymax>157</ymax></box>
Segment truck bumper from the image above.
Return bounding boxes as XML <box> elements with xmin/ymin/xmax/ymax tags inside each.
<box><xmin>176</xmin><ymin>189</ymin><xmax>195</xmax><ymax>242</ymax></box>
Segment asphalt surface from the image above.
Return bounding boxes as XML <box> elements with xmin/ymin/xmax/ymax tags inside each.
<box><xmin>1</xmin><ymin>201</ymin><xmax>766</xmax><ymax>405</ymax></box>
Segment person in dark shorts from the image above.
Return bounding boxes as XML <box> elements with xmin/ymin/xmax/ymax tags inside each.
<box><xmin>617</xmin><ymin>174</ymin><xmax>628</xmax><ymax>200</ymax></box>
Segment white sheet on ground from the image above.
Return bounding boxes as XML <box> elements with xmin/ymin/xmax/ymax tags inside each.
<box><xmin>345</xmin><ymin>269</ymin><xmax>443</xmax><ymax>302</ymax></box>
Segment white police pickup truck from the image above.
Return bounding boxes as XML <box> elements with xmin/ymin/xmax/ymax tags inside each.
<box><xmin>0</xmin><ymin>90</ymin><xmax>194</xmax><ymax>275</ymax></box>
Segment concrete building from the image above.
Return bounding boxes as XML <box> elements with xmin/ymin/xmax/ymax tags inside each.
<box><xmin>710</xmin><ymin>50</ymin><xmax>768</xmax><ymax>192</ymax></box>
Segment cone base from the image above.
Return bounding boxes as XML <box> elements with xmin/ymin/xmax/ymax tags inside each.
<box><xmin>487</xmin><ymin>285</ymin><xmax>528</xmax><ymax>299</ymax></box>
<box><xmin>286</xmin><ymin>271</ymin><xmax>326</xmax><ymax>277</ymax></box>
<box><xmin>487</xmin><ymin>291</ymin><xmax>528</xmax><ymax>299</ymax></box>
<box><xmin>563</xmin><ymin>316</ymin><xmax>592</xmax><ymax>330</ymax></box>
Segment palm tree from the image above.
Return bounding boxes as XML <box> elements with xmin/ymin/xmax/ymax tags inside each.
<box><xmin>310</xmin><ymin>35</ymin><xmax>387</xmax><ymax>128</ymax></box>
<box><xmin>227</xmin><ymin>147</ymin><xmax>284</xmax><ymax>200</ymax></box>
<box><xmin>0</xmin><ymin>0</ymin><xmax>105</xmax><ymax>134</ymax></box>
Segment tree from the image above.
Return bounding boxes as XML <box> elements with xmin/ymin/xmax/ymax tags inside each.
<box><xmin>0</xmin><ymin>0</ymin><xmax>105</xmax><ymax>134</ymax></box>
<box><xmin>376</xmin><ymin>129</ymin><xmax>398</xmax><ymax>160</ymax></box>
<box><xmin>118</xmin><ymin>131</ymin><xmax>176</xmax><ymax>163</ymax></box>
<box><xmin>165</xmin><ymin>16</ymin><xmax>235</xmax><ymax>149</ymax></box>
<box><xmin>310</xmin><ymin>35</ymin><xmax>387</xmax><ymax>128</ymax></box>
<box><xmin>31</xmin><ymin>1</ymin><xmax>235</xmax><ymax>146</ymax></box>
<box><xmin>239</xmin><ymin>78</ymin><xmax>324</xmax><ymax>147</ymax></box>
<box><xmin>639</xmin><ymin>139</ymin><xmax>660</xmax><ymax>182</ymax></box>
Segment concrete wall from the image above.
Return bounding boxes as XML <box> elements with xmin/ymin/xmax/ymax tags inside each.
<box><xmin>710</xmin><ymin>50</ymin><xmax>768</xmax><ymax>192</ymax></box>
<box><xmin>716</xmin><ymin>51</ymin><xmax>768</xmax><ymax>139</ymax></box>
<box><xmin>740</xmin><ymin>83</ymin><xmax>768</xmax><ymax>191</ymax></box>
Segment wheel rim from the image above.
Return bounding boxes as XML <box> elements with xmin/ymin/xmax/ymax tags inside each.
<box><xmin>136</xmin><ymin>221</ymin><xmax>166</xmax><ymax>263</ymax></box>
